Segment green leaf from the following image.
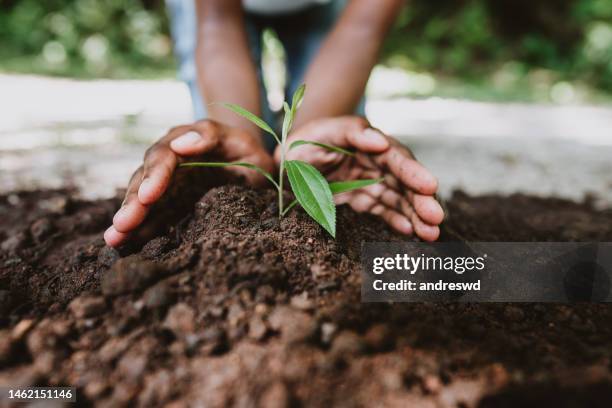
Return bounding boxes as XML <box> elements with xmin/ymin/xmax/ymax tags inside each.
<box><xmin>218</xmin><ymin>103</ymin><xmax>280</xmax><ymax>145</ymax></box>
<box><xmin>291</xmin><ymin>84</ymin><xmax>305</xmax><ymax>115</ymax></box>
<box><xmin>180</xmin><ymin>161</ymin><xmax>279</xmax><ymax>189</ymax></box>
<box><xmin>285</xmin><ymin>160</ymin><xmax>336</xmax><ymax>237</ymax></box>
<box><xmin>281</xmin><ymin>101</ymin><xmax>292</xmax><ymax>142</ymax></box>
<box><xmin>289</xmin><ymin>140</ymin><xmax>354</xmax><ymax>156</ymax></box>
<box><xmin>329</xmin><ymin>178</ymin><xmax>384</xmax><ymax>194</ymax></box>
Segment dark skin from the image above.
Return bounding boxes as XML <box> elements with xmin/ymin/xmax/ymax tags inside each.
<box><xmin>104</xmin><ymin>0</ymin><xmax>444</xmax><ymax>247</ymax></box>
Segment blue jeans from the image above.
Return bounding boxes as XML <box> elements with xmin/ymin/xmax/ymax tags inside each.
<box><xmin>165</xmin><ymin>0</ymin><xmax>364</xmax><ymax>150</ymax></box>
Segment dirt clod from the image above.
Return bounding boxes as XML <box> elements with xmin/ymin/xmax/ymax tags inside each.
<box><xmin>101</xmin><ymin>256</ymin><xmax>166</xmax><ymax>296</ymax></box>
<box><xmin>69</xmin><ymin>296</ymin><xmax>106</xmax><ymax>319</ymax></box>
<box><xmin>268</xmin><ymin>306</ymin><xmax>317</xmax><ymax>344</ymax></box>
<box><xmin>163</xmin><ymin>303</ymin><xmax>196</xmax><ymax>338</ymax></box>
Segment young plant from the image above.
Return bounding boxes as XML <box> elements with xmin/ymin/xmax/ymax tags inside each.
<box><xmin>180</xmin><ymin>85</ymin><xmax>381</xmax><ymax>237</ymax></box>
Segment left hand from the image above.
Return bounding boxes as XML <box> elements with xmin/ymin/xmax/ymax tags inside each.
<box><xmin>276</xmin><ymin>116</ymin><xmax>444</xmax><ymax>241</ymax></box>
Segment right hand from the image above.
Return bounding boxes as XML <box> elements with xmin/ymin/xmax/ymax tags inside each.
<box><xmin>104</xmin><ymin>120</ymin><xmax>274</xmax><ymax>247</ymax></box>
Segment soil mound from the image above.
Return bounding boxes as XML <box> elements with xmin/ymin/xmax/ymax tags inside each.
<box><xmin>1</xmin><ymin>185</ymin><xmax>612</xmax><ymax>407</ymax></box>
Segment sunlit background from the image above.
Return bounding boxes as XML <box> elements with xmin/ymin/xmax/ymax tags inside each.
<box><xmin>1</xmin><ymin>0</ymin><xmax>611</xmax><ymax>204</ymax></box>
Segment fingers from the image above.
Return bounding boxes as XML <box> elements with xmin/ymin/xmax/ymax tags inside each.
<box><xmin>346</xmin><ymin>127</ymin><xmax>389</xmax><ymax>153</ymax></box>
<box><xmin>138</xmin><ymin>146</ymin><xmax>177</xmax><ymax>205</ymax></box>
<box><xmin>139</xmin><ymin>125</ymin><xmax>221</xmax><ymax>205</ymax></box>
<box><xmin>112</xmin><ymin>168</ymin><xmax>149</xmax><ymax>234</ymax></box>
<box><xmin>286</xmin><ymin>117</ymin><xmax>388</xmax><ymax>158</ymax></box>
<box><xmin>348</xmin><ymin>192</ymin><xmax>377</xmax><ymax>213</ymax></box>
<box><xmin>410</xmin><ymin>212</ymin><xmax>440</xmax><ymax>242</ymax></box>
<box><xmin>104</xmin><ymin>226</ymin><xmax>129</xmax><ymax>247</ymax></box>
<box><xmin>345</xmin><ymin>192</ymin><xmax>413</xmax><ymax>235</ymax></box>
<box><xmin>360</xmin><ymin>180</ymin><xmax>440</xmax><ymax>224</ymax></box>
<box><xmin>409</xmin><ymin>192</ymin><xmax>445</xmax><ymax>225</ymax></box>
<box><xmin>169</xmin><ymin>127</ymin><xmax>219</xmax><ymax>156</ymax></box>
<box><xmin>104</xmin><ymin>120</ymin><xmax>252</xmax><ymax>248</ymax></box>
<box><xmin>381</xmin><ymin>146</ymin><xmax>438</xmax><ymax>196</ymax></box>
<box><xmin>357</xmin><ymin>185</ymin><xmax>443</xmax><ymax>241</ymax></box>
<box><xmin>373</xmin><ymin>205</ymin><xmax>414</xmax><ymax>235</ymax></box>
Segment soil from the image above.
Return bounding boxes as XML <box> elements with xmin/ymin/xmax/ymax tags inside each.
<box><xmin>1</xmin><ymin>182</ymin><xmax>612</xmax><ymax>407</ymax></box>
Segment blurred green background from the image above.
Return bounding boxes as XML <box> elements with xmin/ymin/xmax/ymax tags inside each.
<box><xmin>1</xmin><ymin>0</ymin><xmax>611</xmax><ymax>102</ymax></box>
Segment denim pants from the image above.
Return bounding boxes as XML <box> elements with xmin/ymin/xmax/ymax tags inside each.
<box><xmin>165</xmin><ymin>0</ymin><xmax>364</xmax><ymax>150</ymax></box>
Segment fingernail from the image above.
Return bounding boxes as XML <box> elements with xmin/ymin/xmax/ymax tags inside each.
<box><xmin>363</xmin><ymin>128</ymin><xmax>388</xmax><ymax>146</ymax></box>
<box><xmin>170</xmin><ymin>131</ymin><xmax>201</xmax><ymax>150</ymax></box>
<box><xmin>113</xmin><ymin>206</ymin><xmax>126</xmax><ymax>224</ymax></box>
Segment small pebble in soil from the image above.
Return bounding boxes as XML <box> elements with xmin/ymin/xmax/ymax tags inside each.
<box><xmin>320</xmin><ymin>322</ymin><xmax>337</xmax><ymax>345</ymax></box>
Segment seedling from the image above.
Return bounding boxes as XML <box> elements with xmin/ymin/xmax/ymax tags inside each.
<box><xmin>180</xmin><ymin>85</ymin><xmax>381</xmax><ymax>237</ymax></box>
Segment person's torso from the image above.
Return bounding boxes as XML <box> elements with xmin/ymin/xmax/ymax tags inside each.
<box><xmin>242</xmin><ymin>0</ymin><xmax>332</xmax><ymax>15</ymax></box>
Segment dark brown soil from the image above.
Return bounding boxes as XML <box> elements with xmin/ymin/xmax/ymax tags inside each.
<box><xmin>1</xmin><ymin>184</ymin><xmax>612</xmax><ymax>407</ymax></box>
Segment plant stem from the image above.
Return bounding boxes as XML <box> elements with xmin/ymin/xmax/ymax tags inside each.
<box><xmin>281</xmin><ymin>199</ymin><xmax>298</xmax><ymax>217</ymax></box>
<box><xmin>278</xmin><ymin>143</ymin><xmax>286</xmax><ymax>218</ymax></box>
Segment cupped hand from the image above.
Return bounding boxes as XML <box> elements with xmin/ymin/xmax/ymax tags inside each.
<box><xmin>104</xmin><ymin>120</ymin><xmax>274</xmax><ymax>247</ymax></box>
<box><xmin>276</xmin><ymin>116</ymin><xmax>444</xmax><ymax>241</ymax></box>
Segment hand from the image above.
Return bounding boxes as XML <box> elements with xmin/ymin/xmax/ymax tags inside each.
<box><xmin>104</xmin><ymin>120</ymin><xmax>274</xmax><ymax>247</ymax></box>
<box><xmin>277</xmin><ymin>117</ymin><xmax>444</xmax><ymax>241</ymax></box>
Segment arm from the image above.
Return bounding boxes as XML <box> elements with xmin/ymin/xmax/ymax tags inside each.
<box><xmin>294</xmin><ymin>0</ymin><xmax>404</xmax><ymax>128</ymax></box>
<box><xmin>195</xmin><ymin>0</ymin><xmax>262</xmax><ymax>139</ymax></box>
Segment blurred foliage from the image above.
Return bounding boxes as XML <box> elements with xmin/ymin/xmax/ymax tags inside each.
<box><xmin>383</xmin><ymin>0</ymin><xmax>612</xmax><ymax>97</ymax></box>
<box><xmin>0</xmin><ymin>0</ymin><xmax>611</xmax><ymax>100</ymax></box>
<box><xmin>0</xmin><ymin>0</ymin><xmax>175</xmax><ymax>78</ymax></box>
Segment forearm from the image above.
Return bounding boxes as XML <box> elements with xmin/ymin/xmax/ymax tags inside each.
<box><xmin>195</xmin><ymin>0</ymin><xmax>262</xmax><ymax>139</ymax></box>
<box><xmin>294</xmin><ymin>0</ymin><xmax>404</xmax><ymax>128</ymax></box>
